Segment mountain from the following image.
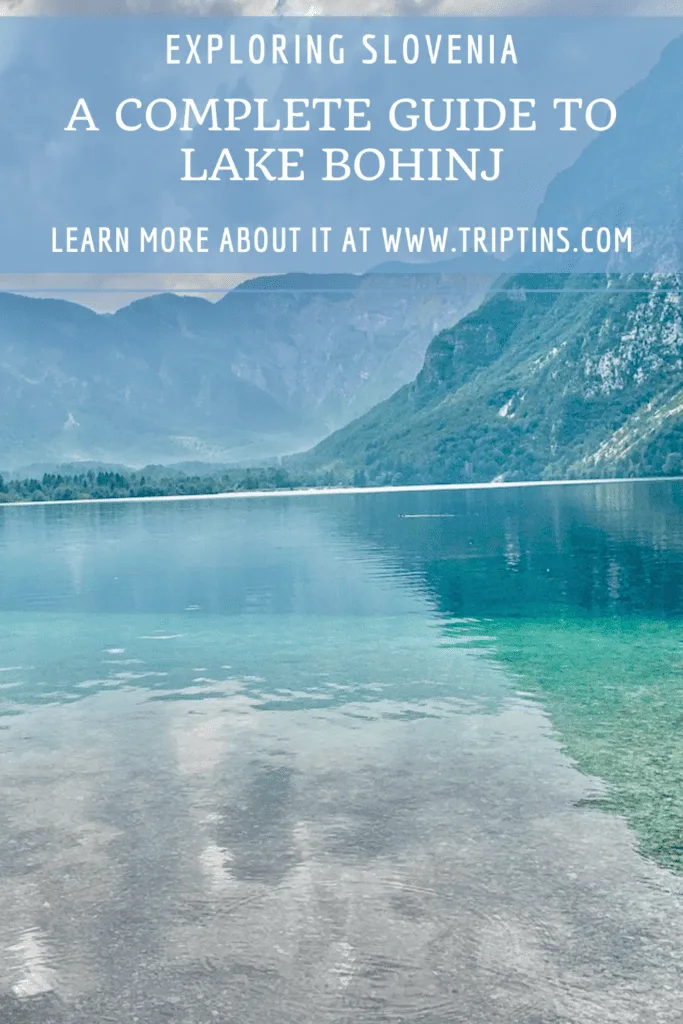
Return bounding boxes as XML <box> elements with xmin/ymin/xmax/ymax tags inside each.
<box><xmin>7</xmin><ymin>32</ymin><xmax>683</xmax><ymax>479</ymax></box>
<box><xmin>298</xmin><ymin>272</ymin><xmax>683</xmax><ymax>485</ymax></box>
<box><xmin>298</xmin><ymin>36</ymin><xmax>683</xmax><ymax>486</ymax></box>
<box><xmin>0</xmin><ymin>272</ymin><xmax>488</xmax><ymax>470</ymax></box>
<box><xmin>532</xmin><ymin>34</ymin><xmax>683</xmax><ymax>276</ymax></box>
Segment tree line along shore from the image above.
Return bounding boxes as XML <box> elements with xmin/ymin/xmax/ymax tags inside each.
<box><xmin>0</xmin><ymin>467</ymin><xmax>326</xmax><ymax>504</ymax></box>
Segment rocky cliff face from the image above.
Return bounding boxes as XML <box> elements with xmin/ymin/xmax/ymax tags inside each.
<box><xmin>0</xmin><ymin>272</ymin><xmax>487</xmax><ymax>470</ymax></box>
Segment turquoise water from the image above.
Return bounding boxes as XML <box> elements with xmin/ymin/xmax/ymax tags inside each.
<box><xmin>1</xmin><ymin>483</ymin><xmax>682</xmax><ymax>1023</ymax></box>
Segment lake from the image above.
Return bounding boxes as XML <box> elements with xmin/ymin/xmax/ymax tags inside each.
<box><xmin>0</xmin><ymin>480</ymin><xmax>682</xmax><ymax>1023</ymax></box>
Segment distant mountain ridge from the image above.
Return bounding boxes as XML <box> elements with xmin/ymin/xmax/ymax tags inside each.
<box><xmin>0</xmin><ymin>272</ymin><xmax>488</xmax><ymax>470</ymax></box>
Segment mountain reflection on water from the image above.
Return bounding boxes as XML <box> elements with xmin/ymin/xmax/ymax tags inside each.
<box><xmin>324</xmin><ymin>481</ymin><xmax>683</xmax><ymax>872</ymax></box>
<box><xmin>0</xmin><ymin>481</ymin><xmax>682</xmax><ymax>1024</ymax></box>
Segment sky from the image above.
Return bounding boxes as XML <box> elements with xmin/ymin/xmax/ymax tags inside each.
<box><xmin>0</xmin><ymin>0</ymin><xmax>681</xmax><ymax>311</ymax></box>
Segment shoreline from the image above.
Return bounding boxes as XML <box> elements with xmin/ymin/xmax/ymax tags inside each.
<box><xmin>0</xmin><ymin>475</ymin><xmax>679</xmax><ymax>510</ymax></box>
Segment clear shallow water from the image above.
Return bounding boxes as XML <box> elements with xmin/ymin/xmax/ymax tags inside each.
<box><xmin>0</xmin><ymin>482</ymin><xmax>682</xmax><ymax>1023</ymax></box>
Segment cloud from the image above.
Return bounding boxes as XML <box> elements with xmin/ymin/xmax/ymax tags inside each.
<box><xmin>3</xmin><ymin>0</ymin><xmax>682</xmax><ymax>14</ymax></box>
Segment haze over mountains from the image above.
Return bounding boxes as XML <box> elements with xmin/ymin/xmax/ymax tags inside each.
<box><xmin>0</xmin><ymin>272</ymin><xmax>487</xmax><ymax>471</ymax></box>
